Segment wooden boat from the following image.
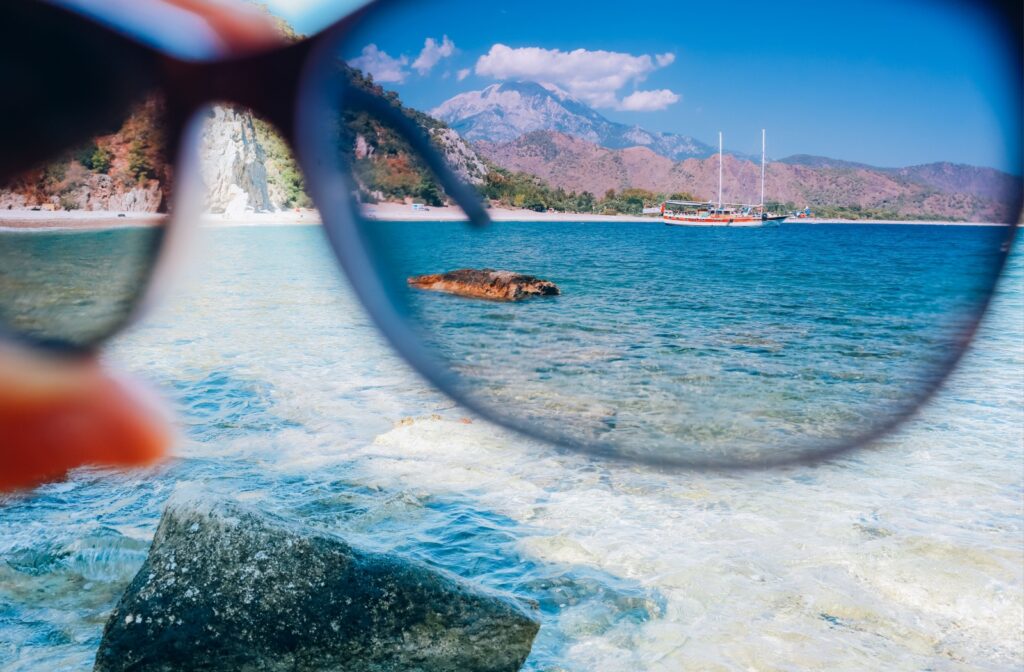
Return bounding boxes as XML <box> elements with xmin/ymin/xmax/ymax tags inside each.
<box><xmin>663</xmin><ymin>130</ymin><xmax>786</xmax><ymax>227</ymax></box>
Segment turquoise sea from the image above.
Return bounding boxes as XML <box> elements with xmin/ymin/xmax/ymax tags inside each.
<box><xmin>0</xmin><ymin>222</ymin><xmax>1021</xmax><ymax>670</ymax></box>
<box><xmin>370</xmin><ymin>221</ymin><xmax>1007</xmax><ymax>461</ymax></box>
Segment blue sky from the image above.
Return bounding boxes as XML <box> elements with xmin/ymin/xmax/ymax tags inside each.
<box><xmin>264</xmin><ymin>0</ymin><xmax>1019</xmax><ymax>171</ymax></box>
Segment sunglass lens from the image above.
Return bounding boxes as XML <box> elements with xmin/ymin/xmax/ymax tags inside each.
<box><xmin>0</xmin><ymin>96</ymin><xmax>170</xmax><ymax>349</ymax></box>
<box><xmin>298</xmin><ymin>0</ymin><xmax>1019</xmax><ymax>465</ymax></box>
<box><xmin>0</xmin><ymin>5</ymin><xmax>173</xmax><ymax>351</ymax></box>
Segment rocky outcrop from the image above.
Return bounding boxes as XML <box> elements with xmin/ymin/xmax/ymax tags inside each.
<box><xmin>83</xmin><ymin>174</ymin><xmax>164</xmax><ymax>212</ymax></box>
<box><xmin>0</xmin><ymin>96</ymin><xmax>171</xmax><ymax>213</ymax></box>
<box><xmin>199</xmin><ymin>107</ymin><xmax>274</xmax><ymax>214</ymax></box>
<box><xmin>430</xmin><ymin>127</ymin><xmax>489</xmax><ymax>185</ymax></box>
<box><xmin>94</xmin><ymin>490</ymin><xmax>540</xmax><ymax>672</ymax></box>
<box><xmin>408</xmin><ymin>269</ymin><xmax>560</xmax><ymax>301</ymax></box>
<box><xmin>0</xmin><ymin>171</ymin><xmax>165</xmax><ymax>213</ymax></box>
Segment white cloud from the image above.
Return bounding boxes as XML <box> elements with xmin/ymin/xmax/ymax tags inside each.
<box><xmin>474</xmin><ymin>44</ymin><xmax>679</xmax><ymax>111</ymax></box>
<box><xmin>348</xmin><ymin>44</ymin><xmax>408</xmax><ymax>83</ymax></box>
<box><xmin>412</xmin><ymin>35</ymin><xmax>456</xmax><ymax>75</ymax></box>
<box><xmin>618</xmin><ymin>89</ymin><xmax>681</xmax><ymax>111</ymax></box>
<box><xmin>457</xmin><ymin>68</ymin><xmax>471</xmax><ymax>82</ymax></box>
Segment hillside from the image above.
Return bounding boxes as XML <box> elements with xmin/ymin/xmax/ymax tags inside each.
<box><xmin>478</xmin><ymin>130</ymin><xmax>1014</xmax><ymax>221</ymax></box>
<box><xmin>892</xmin><ymin>162</ymin><xmax>1018</xmax><ymax>203</ymax></box>
<box><xmin>781</xmin><ymin>155</ymin><xmax>1017</xmax><ymax>204</ymax></box>
<box><xmin>3</xmin><ymin>60</ymin><xmax>1012</xmax><ymax>222</ymax></box>
<box><xmin>0</xmin><ymin>65</ymin><xmax>488</xmax><ymax>214</ymax></box>
<box><xmin>0</xmin><ymin>97</ymin><xmax>171</xmax><ymax>212</ymax></box>
<box><xmin>338</xmin><ymin>66</ymin><xmax>487</xmax><ymax>208</ymax></box>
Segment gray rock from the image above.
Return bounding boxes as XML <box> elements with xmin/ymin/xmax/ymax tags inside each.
<box><xmin>428</xmin><ymin>127</ymin><xmax>489</xmax><ymax>186</ymax></box>
<box><xmin>94</xmin><ymin>490</ymin><xmax>540</xmax><ymax>672</ymax></box>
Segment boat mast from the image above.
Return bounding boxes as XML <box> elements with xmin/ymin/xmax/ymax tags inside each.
<box><xmin>717</xmin><ymin>131</ymin><xmax>723</xmax><ymax>209</ymax></box>
<box><xmin>760</xmin><ymin>128</ymin><xmax>766</xmax><ymax>209</ymax></box>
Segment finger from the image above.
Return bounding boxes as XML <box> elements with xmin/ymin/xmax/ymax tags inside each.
<box><xmin>0</xmin><ymin>354</ymin><xmax>171</xmax><ymax>492</ymax></box>
<box><xmin>162</xmin><ymin>0</ymin><xmax>286</xmax><ymax>54</ymax></box>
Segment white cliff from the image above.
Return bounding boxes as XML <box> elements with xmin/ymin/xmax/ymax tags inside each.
<box><xmin>199</xmin><ymin>106</ymin><xmax>274</xmax><ymax>214</ymax></box>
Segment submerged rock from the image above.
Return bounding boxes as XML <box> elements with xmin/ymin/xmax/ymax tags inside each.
<box><xmin>94</xmin><ymin>490</ymin><xmax>540</xmax><ymax>672</ymax></box>
<box><xmin>408</xmin><ymin>269</ymin><xmax>560</xmax><ymax>301</ymax></box>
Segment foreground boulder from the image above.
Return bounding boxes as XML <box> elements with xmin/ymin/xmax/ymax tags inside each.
<box><xmin>94</xmin><ymin>490</ymin><xmax>540</xmax><ymax>672</ymax></box>
<box><xmin>408</xmin><ymin>269</ymin><xmax>559</xmax><ymax>301</ymax></box>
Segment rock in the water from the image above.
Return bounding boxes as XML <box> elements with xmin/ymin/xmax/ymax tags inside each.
<box><xmin>94</xmin><ymin>490</ymin><xmax>540</xmax><ymax>672</ymax></box>
<box><xmin>408</xmin><ymin>269</ymin><xmax>560</xmax><ymax>301</ymax></box>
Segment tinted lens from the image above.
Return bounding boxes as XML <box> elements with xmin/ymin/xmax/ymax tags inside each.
<box><xmin>0</xmin><ymin>3</ymin><xmax>169</xmax><ymax>350</ymax></box>
<box><xmin>299</xmin><ymin>0</ymin><xmax>1021</xmax><ymax>466</ymax></box>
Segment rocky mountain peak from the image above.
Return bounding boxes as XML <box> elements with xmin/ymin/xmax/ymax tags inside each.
<box><xmin>432</xmin><ymin>81</ymin><xmax>712</xmax><ymax>161</ymax></box>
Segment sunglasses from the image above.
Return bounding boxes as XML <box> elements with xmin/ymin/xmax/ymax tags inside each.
<box><xmin>0</xmin><ymin>0</ymin><xmax>1020</xmax><ymax>469</ymax></box>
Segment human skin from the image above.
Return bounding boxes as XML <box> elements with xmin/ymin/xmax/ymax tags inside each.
<box><xmin>0</xmin><ymin>0</ymin><xmax>285</xmax><ymax>492</ymax></box>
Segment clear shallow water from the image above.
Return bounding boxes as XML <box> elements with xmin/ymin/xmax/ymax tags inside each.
<box><xmin>0</xmin><ymin>227</ymin><xmax>162</xmax><ymax>347</ymax></box>
<box><xmin>0</xmin><ymin>223</ymin><xmax>1021</xmax><ymax>671</ymax></box>
<box><xmin>370</xmin><ymin>221</ymin><xmax>1007</xmax><ymax>462</ymax></box>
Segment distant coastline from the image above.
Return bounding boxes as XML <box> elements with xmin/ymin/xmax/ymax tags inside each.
<box><xmin>0</xmin><ymin>206</ymin><xmax>1010</xmax><ymax>229</ymax></box>
<box><xmin>788</xmin><ymin>217</ymin><xmax>1009</xmax><ymax>227</ymax></box>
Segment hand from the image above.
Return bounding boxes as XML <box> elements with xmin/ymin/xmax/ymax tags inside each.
<box><xmin>162</xmin><ymin>0</ymin><xmax>285</xmax><ymax>54</ymax></box>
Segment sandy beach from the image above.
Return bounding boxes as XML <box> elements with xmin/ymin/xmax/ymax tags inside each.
<box><xmin>361</xmin><ymin>202</ymin><xmax>657</xmax><ymax>223</ymax></box>
<box><xmin>1</xmin><ymin>206</ymin><xmax>1009</xmax><ymax>229</ymax></box>
<box><xmin>215</xmin><ymin>206</ymin><xmax>1009</xmax><ymax>226</ymax></box>
<box><xmin>0</xmin><ymin>209</ymin><xmax>167</xmax><ymax>230</ymax></box>
<box><xmin>0</xmin><ymin>206</ymin><xmax>656</xmax><ymax>229</ymax></box>
<box><xmin>201</xmin><ymin>202</ymin><xmax>660</xmax><ymax>225</ymax></box>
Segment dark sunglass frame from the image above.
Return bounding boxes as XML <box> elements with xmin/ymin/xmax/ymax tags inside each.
<box><xmin>0</xmin><ymin>0</ymin><xmax>490</xmax><ymax>356</ymax></box>
<box><xmin>1</xmin><ymin>0</ymin><xmax>1021</xmax><ymax>470</ymax></box>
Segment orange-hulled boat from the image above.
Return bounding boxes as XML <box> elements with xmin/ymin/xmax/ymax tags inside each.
<box><xmin>662</xmin><ymin>201</ymin><xmax>787</xmax><ymax>227</ymax></box>
<box><xmin>663</xmin><ymin>129</ymin><xmax>787</xmax><ymax>227</ymax></box>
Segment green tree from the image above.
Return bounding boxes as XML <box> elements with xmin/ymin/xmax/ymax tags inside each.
<box><xmin>417</xmin><ymin>178</ymin><xmax>443</xmax><ymax>207</ymax></box>
<box><xmin>128</xmin><ymin>138</ymin><xmax>155</xmax><ymax>181</ymax></box>
<box><xmin>42</xmin><ymin>162</ymin><xmax>66</xmax><ymax>186</ymax></box>
<box><xmin>90</xmin><ymin>146</ymin><xmax>113</xmax><ymax>174</ymax></box>
<box><xmin>576</xmin><ymin>191</ymin><xmax>595</xmax><ymax>212</ymax></box>
<box><xmin>253</xmin><ymin>117</ymin><xmax>311</xmax><ymax>208</ymax></box>
<box><xmin>73</xmin><ymin>143</ymin><xmax>98</xmax><ymax>169</ymax></box>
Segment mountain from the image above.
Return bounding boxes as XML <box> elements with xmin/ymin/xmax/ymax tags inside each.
<box><xmin>431</xmin><ymin>82</ymin><xmax>713</xmax><ymax>161</ymax></box>
<box><xmin>780</xmin><ymin>155</ymin><xmax>1018</xmax><ymax>204</ymax></box>
<box><xmin>891</xmin><ymin>162</ymin><xmax>1019</xmax><ymax>203</ymax></box>
<box><xmin>777</xmin><ymin>154</ymin><xmax>878</xmax><ymax>171</ymax></box>
<box><xmin>476</xmin><ymin>131</ymin><xmax>676</xmax><ymax>195</ymax></box>
<box><xmin>478</xmin><ymin>130</ymin><xmax>1014</xmax><ymax>221</ymax></box>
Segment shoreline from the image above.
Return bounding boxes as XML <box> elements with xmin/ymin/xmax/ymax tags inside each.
<box><xmin>0</xmin><ymin>207</ymin><xmax>1010</xmax><ymax>229</ymax></box>
<box><xmin>791</xmin><ymin>217</ymin><xmax>1008</xmax><ymax>226</ymax></box>
<box><xmin>362</xmin><ymin>202</ymin><xmax>656</xmax><ymax>223</ymax></box>
<box><xmin>0</xmin><ymin>210</ymin><xmax>167</xmax><ymax>230</ymax></box>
